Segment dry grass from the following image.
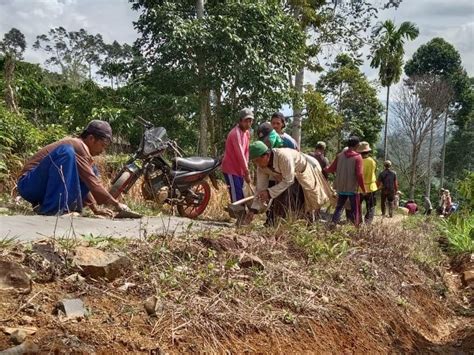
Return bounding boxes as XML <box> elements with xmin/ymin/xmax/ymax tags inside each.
<box><xmin>2</xmin><ymin>217</ymin><xmax>469</xmax><ymax>353</ymax></box>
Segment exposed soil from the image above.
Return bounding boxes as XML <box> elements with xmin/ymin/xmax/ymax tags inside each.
<box><xmin>0</xmin><ymin>217</ymin><xmax>472</xmax><ymax>353</ymax></box>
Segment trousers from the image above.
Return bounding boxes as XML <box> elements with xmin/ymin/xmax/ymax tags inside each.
<box><xmin>18</xmin><ymin>144</ymin><xmax>92</xmax><ymax>215</ymax></box>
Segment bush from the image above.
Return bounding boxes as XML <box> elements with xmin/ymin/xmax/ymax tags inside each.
<box><xmin>0</xmin><ymin>103</ymin><xmax>66</xmax><ymax>181</ymax></box>
<box><xmin>438</xmin><ymin>214</ymin><xmax>474</xmax><ymax>254</ymax></box>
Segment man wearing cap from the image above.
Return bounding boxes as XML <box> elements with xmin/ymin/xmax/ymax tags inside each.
<box><xmin>270</xmin><ymin>112</ymin><xmax>298</xmax><ymax>150</ymax></box>
<box><xmin>17</xmin><ymin>120</ymin><xmax>130</xmax><ymax>216</ymax></box>
<box><xmin>221</xmin><ymin>108</ymin><xmax>253</xmax><ymax>203</ymax></box>
<box><xmin>324</xmin><ymin>136</ymin><xmax>366</xmax><ymax>226</ymax></box>
<box><xmin>243</xmin><ymin>141</ymin><xmax>331</xmax><ymax>225</ymax></box>
<box><xmin>310</xmin><ymin>141</ymin><xmax>330</xmax><ymax>180</ymax></box>
<box><xmin>257</xmin><ymin>122</ymin><xmax>299</xmax><ymax>226</ymax></box>
<box><xmin>377</xmin><ymin>160</ymin><xmax>398</xmax><ymax>218</ymax></box>
<box><xmin>357</xmin><ymin>141</ymin><xmax>377</xmax><ymax>224</ymax></box>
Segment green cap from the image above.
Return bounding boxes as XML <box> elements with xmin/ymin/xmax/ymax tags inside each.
<box><xmin>249</xmin><ymin>141</ymin><xmax>270</xmax><ymax>160</ymax></box>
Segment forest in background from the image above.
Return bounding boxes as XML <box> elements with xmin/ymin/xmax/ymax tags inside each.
<box><xmin>0</xmin><ymin>0</ymin><xmax>472</xmax><ymax>205</ymax></box>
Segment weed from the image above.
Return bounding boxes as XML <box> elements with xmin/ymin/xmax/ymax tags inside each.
<box><xmin>438</xmin><ymin>214</ymin><xmax>474</xmax><ymax>254</ymax></box>
<box><xmin>0</xmin><ymin>235</ymin><xmax>18</xmax><ymax>249</ymax></box>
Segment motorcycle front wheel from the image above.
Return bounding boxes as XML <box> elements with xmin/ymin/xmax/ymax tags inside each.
<box><xmin>177</xmin><ymin>181</ymin><xmax>211</xmax><ymax>219</ymax></box>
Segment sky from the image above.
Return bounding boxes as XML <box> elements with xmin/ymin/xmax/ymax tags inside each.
<box><xmin>0</xmin><ymin>0</ymin><xmax>473</xmax><ymax>85</ymax></box>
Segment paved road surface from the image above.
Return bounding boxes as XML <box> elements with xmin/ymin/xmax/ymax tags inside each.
<box><xmin>0</xmin><ymin>214</ymin><xmax>231</xmax><ymax>242</ymax></box>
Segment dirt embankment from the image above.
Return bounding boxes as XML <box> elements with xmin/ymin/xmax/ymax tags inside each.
<box><xmin>0</xmin><ymin>218</ymin><xmax>472</xmax><ymax>353</ymax></box>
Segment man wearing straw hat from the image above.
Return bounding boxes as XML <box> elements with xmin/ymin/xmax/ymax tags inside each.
<box><xmin>357</xmin><ymin>141</ymin><xmax>378</xmax><ymax>224</ymax></box>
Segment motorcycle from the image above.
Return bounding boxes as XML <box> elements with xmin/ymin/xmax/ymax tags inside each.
<box><xmin>109</xmin><ymin>117</ymin><xmax>221</xmax><ymax>219</ymax></box>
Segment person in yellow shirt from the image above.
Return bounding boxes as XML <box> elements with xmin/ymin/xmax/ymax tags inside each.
<box><xmin>357</xmin><ymin>142</ymin><xmax>378</xmax><ymax>224</ymax></box>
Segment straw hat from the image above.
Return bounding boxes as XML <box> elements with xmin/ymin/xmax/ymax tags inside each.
<box><xmin>356</xmin><ymin>141</ymin><xmax>371</xmax><ymax>153</ymax></box>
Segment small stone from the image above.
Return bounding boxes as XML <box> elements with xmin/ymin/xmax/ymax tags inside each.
<box><xmin>11</xmin><ymin>329</ymin><xmax>27</xmax><ymax>345</ymax></box>
<box><xmin>73</xmin><ymin>246</ymin><xmax>131</xmax><ymax>281</ymax></box>
<box><xmin>0</xmin><ymin>260</ymin><xmax>32</xmax><ymax>294</ymax></box>
<box><xmin>0</xmin><ymin>340</ymin><xmax>38</xmax><ymax>354</ymax></box>
<box><xmin>118</xmin><ymin>282</ymin><xmax>136</xmax><ymax>291</ymax></box>
<box><xmin>238</xmin><ymin>253</ymin><xmax>264</xmax><ymax>270</ymax></box>
<box><xmin>56</xmin><ymin>298</ymin><xmax>85</xmax><ymax>319</ymax></box>
<box><xmin>64</xmin><ymin>273</ymin><xmax>85</xmax><ymax>283</ymax></box>
<box><xmin>321</xmin><ymin>295</ymin><xmax>330</xmax><ymax>304</ymax></box>
<box><xmin>461</xmin><ymin>270</ymin><xmax>474</xmax><ymax>287</ymax></box>
<box><xmin>144</xmin><ymin>296</ymin><xmax>163</xmax><ymax>316</ymax></box>
<box><xmin>2</xmin><ymin>326</ymin><xmax>37</xmax><ymax>336</ymax></box>
<box><xmin>32</xmin><ymin>241</ymin><xmax>63</xmax><ymax>264</ymax></box>
<box><xmin>20</xmin><ymin>316</ymin><xmax>35</xmax><ymax>324</ymax></box>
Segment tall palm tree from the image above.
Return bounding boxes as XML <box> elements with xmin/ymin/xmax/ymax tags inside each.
<box><xmin>370</xmin><ymin>20</ymin><xmax>419</xmax><ymax>160</ymax></box>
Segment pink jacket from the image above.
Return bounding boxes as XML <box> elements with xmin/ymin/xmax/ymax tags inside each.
<box><xmin>221</xmin><ymin>125</ymin><xmax>250</xmax><ymax>177</ymax></box>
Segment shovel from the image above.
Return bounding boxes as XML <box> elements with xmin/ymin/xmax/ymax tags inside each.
<box><xmin>227</xmin><ymin>196</ymin><xmax>255</xmax><ymax>219</ymax></box>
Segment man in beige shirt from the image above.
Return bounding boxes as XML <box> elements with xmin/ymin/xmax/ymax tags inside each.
<box><xmin>243</xmin><ymin>141</ymin><xmax>332</xmax><ymax>224</ymax></box>
<box><xmin>17</xmin><ymin>120</ymin><xmax>129</xmax><ymax>216</ymax></box>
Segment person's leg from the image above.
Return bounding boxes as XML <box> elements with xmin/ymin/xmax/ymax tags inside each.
<box><xmin>223</xmin><ymin>174</ymin><xmax>244</xmax><ymax>203</ymax></box>
<box><xmin>381</xmin><ymin>191</ymin><xmax>387</xmax><ymax>216</ymax></box>
<box><xmin>265</xmin><ymin>180</ymin><xmax>277</xmax><ymax>226</ymax></box>
<box><xmin>366</xmin><ymin>192</ymin><xmax>376</xmax><ymax>223</ymax></box>
<box><xmin>387</xmin><ymin>192</ymin><xmax>395</xmax><ymax>218</ymax></box>
<box><xmin>348</xmin><ymin>194</ymin><xmax>361</xmax><ymax>226</ymax></box>
<box><xmin>18</xmin><ymin>145</ymin><xmax>83</xmax><ymax>215</ymax></box>
<box><xmin>332</xmin><ymin>194</ymin><xmax>349</xmax><ymax>224</ymax></box>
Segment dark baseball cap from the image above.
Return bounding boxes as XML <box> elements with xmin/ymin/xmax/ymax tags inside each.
<box><xmin>83</xmin><ymin>120</ymin><xmax>113</xmax><ymax>141</ymax></box>
<box><xmin>257</xmin><ymin>122</ymin><xmax>273</xmax><ymax>139</ymax></box>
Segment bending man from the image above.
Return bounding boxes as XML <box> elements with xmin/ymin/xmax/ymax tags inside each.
<box><xmin>17</xmin><ymin>120</ymin><xmax>129</xmax><ymax>216</ymax></box>
<box><xmin>243</xmin><ymin>141</ymin><xmax>331</xmax><ymax>225</ymax></box>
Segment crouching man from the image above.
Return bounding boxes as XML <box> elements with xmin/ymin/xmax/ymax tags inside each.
<box><xmin>17</xmin><ymin>120</ymin><xmax>130</xmax><ymax>216</ymax></box>
<box><xmin>243</xmin><ymin>141</ymin><xmax>331</xmax><ymax>225</ymax></box>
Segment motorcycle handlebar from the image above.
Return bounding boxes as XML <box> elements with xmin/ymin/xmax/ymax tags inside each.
<box><xmin>136</xmin><ymin>116</ymin><xmax>153</xmax><ymax>128</ymax></box>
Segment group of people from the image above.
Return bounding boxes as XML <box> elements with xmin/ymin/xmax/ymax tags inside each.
<box><xmin>16</xmin><ymin>109</ymin><xmax>454</xmax><ymax>225</ymax></box>
<box><xmin>221</xmin><ymin>108</ymin><xmax>400</xmax><ymax>227</ymax></box>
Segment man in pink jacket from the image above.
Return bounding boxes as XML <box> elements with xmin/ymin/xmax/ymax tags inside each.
<box><xmin>221</xmin><ymin>108</ymin><xmax>254</xmax><ymax>202</ymax></box>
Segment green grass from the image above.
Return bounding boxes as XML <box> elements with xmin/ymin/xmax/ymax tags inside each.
<box><xmin>438</xmin><ymin>214</ymin><xmax>474</xmax><ymax>254</ymax></box>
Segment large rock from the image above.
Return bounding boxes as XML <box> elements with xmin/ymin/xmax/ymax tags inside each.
<box><xmin>72</xmin><ymin>246</ymin><xmax>131</xmax><ymax>281</ymax></box>
<box><xmin>461</xmin><ymin>270</ymin><xmax>474</xmax><ymax>287</ymax></box>
<box><xmin>0</xmin><ymin>260</ymin><xmax>31</xmax><ymax>294</ymax></box>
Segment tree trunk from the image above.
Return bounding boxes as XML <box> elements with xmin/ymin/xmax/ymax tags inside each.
<box><xmin>439</xmin><ymin>106</ymin><xmax>449</xmax><ymax>188</ymax></box>
<box><xmin>409</xmin><ymin>145</ymin><xmax>418</xmax><ymax>199</ymax></box>
<box><xmin>292</xmin><ymin>66</ymin><xmax>304</xmax><ymax>147</ymax></box>
<box><xmin>383</xmin><ymin>85</ymin><xmax>390</xmax><ymax>161</ymax></box>
<box><xmin>426</xmin><ymin>113</ymin><xmax>435</xmax><ymax>199</ymax></box>
<box><xmin>3</xmin><ymin>53</ymin><xmax>20</xmax><ymax>114</ymax></box>
<box><xmin>196</xmin><ymin>0</ymin><xmax>208</xmax><ymax>156</ymax></box>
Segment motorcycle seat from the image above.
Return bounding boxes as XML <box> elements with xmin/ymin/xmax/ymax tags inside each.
<box><xmin>173</xmin><ymin>157</ymin><xmax>219</xmax><ymax>171</ymax></box>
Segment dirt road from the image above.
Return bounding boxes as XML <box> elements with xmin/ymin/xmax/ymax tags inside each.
<box><xmin>0</xmin><ymin>214</ymin><xmax>231</xmax><ymax>242</ymax></box>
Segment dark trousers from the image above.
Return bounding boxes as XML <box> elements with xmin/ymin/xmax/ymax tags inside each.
<box><xmin>17</xmin><ymin>144</ymin><xmax>91</xmax><ymax>215</ymax></box>
<box><xmin>266</xmin><ymin>181</ymin><xmax>305</xmax><ymax>226</ymax></box>
<box><xmin>381</xmin><ymin>190</ymin><xmax>395</xmax><ymax>217</ymax></box>
<box><xmin>360</xmin><ymin>192</ymin><xmax>376</xmax><ymax>224</ymax></box>
<box><xmin>332</xmin><ymin>194</ymin><xmax>360</xmax><ymax>226</ymax></box>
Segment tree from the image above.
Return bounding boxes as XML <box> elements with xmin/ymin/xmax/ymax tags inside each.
<box><xmin>405</xmin><ymin>37</ymin><xmax>472</xmax><ymax>185</ymax></box>
<box><xmin>99</xmin><ymin>41</ymin><xmax>133</xmax><ymax>89</ymax></box>
<box><xmin>370</xmin><ymin>20</ymin><xmax>419</xmax><ymax>160</ymax></box>
<box><xmin>132</xmin><ymin>0</ymin><xmax>306</xmax><ymax>155</ymax></box>
<box><xmin>302</xmin><ymin>85</ymin><xmax>343</xmax><ymax>149</ymax></box>
<box><xmin>286</xmin><ymin>0</ymin><xmax>403</xmax><ymax>146</ymax></box>
<box><xmin>33</xmin><ymin>27</ymin><xmax>105</xmax><ymax>87</ymax></box>
<box><xmin>316</xmin><ymin>54</ymin><xmax>384</xmax><ymax>148</ymax></box>
<box><xmin>391</xmin><ymin>77</ymin><xmax>451</xmax><ymax>198</ymax></box>
<box><xmin>0</xmin><ymin>28</ymin><xmax>26</xmax><ymax>113</ymax></box>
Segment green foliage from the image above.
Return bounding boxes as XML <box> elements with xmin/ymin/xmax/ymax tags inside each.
<box><xmin>292</xmin><ymin>226</ymin><xmax>350</xmax><ymax>261</ymax></box>
<box><xmin>302</xmin><ymin>85</ymin><xmax>343</xmax><ymax>148</ymax></box>
<box><xmin>370</xmin><ymin>20</ymin><xmax>419</xmax><ymax>87</ymax></box>
<box><xmin>0</xmin><ymin>28</ymin><xmax>26</xmax><ymax>59</ymax></box>
<box><xmin>0</xmin><ymin>103</ymin><xmax>66</xmax><ymax>177</ymax></box>
<box><xmin>316</xmin><ymin>54</ymin><xmax>384</xmax><ymax>146</ymax></box>
<box><xmin>456</xmin><ymin>170</ymin><xmax>474</xmax><ymax>212</ymax></box>
<box><xmin>438</xmin><ymin>214</ymin><xmax>474</xmax><ymax>254</ymax></box>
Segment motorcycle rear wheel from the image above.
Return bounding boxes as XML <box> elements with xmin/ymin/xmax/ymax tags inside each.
<box><xmin>177</xmin><ymin>181</ymin><xmax>211</xmax><ymax>219</ymax></box>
